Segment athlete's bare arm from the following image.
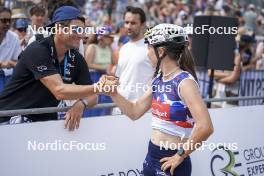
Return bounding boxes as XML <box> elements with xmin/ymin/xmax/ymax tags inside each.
<box><xmin>111</xmin><ymin>87</ymin><xmax>152</xmax><ymax>121</ymax></box>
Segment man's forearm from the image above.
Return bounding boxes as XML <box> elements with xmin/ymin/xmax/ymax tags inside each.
<box><xmin>55</xmin><ymin>84</ymin><xmax>97</xmax><ymax>100</ymax></box>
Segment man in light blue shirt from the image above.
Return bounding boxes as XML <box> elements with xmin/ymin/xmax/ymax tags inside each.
<box><xmin>0</xmin><ymin>6</ymin><xmax>22</xmax><ymax>76</ymax></box>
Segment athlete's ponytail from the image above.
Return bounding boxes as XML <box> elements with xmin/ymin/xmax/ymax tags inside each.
<box><xmin>178</xmin><ymin>48</ymin><xmax>198</xmax><ymax>81</ymax></box>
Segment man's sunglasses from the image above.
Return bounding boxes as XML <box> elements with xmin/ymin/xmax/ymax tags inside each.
<box><xmin>0</xmin><ymin>18</ymin><xmax>11</xmax><ymax>24</ymax></box>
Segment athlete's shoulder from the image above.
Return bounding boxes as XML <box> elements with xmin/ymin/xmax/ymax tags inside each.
<box><xmin>176</xmin><ymin>71</ymin><xmax>199</xmax><ymax>90</ymax></box>
<box><xmin>176</xmin><ymin>71</ymin><xmax>193</xmax><ymax>80</ymax></box>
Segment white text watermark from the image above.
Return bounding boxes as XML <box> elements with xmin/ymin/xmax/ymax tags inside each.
<box><xmin>29</xmin><ymin>25</ymin><xmax>108</xmax><ymax>35</ymax></box>
<box><xmin>94</xmin><ymin>83</ymin><xmax>172</xmax><ymax>94</ymax></box>
<box><xmin>27</xmin><ymin>140</ymin><xmax>106</xmax><ymax>151</ymax></box>
<box><xmin>159</xmin><ymin>140</ymin><xmax>238</xmax><ymax>151</ymax></box>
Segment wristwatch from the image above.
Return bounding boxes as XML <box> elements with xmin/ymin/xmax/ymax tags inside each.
<box><xmin>80</xmin><ymin>99</ymin><xmax>88</xmax><ymax>108</ymax></box>
<box><xmin>177</xmin><ymin>147</ymin><xmax>185</xmax><ymax>157</ymax></box>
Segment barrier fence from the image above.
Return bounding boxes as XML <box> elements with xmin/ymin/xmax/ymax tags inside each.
<box><xmin>0</xmin><ymin>96</ymin><xmax>264</xmax><ymax>118</ymax></box>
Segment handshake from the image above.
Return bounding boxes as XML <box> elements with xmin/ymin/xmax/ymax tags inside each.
<box><xmin>0</xmin><ymin>61</ymin><xmax>16</xmax><ymax>68</ymax></box>
<box><xmin>94</xmin><ymin>75</ymin><xmax>119</xmax><ymax>96</ymax></box>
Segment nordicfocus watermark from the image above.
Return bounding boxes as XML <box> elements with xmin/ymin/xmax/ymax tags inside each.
<box><xmin>147</xmin><ymin>23</ymin><xmax>238</xmax><ymax>35</ymax></box>
<box><xmin>29</xmin><ymin>25</ymin><xmax>108</xmax><ymax>35</ymax></box>
<box><xmin>27</xmin><ymin>140</ymin><xmax>106</xmax><ymax>151</ymax></box>
<box><xmin>94</xmin><ymin>83</ymin><xmax>172</xmax><ymax>93</ymax></box>
<box><xmin>159</xmin><ymin>140</ymin><xmax>238</xmax><ymax>151</ymax></box>
<box><xmin>184</xmin><ymin>24</ymin><xmax>238</xmax><ymax>35</ymax></box>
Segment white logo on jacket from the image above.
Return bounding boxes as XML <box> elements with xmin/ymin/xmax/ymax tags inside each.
<box><xmin>37</xmin><ymin>65</ymin><xmax>48</xmax><ymax>72</ymax></box>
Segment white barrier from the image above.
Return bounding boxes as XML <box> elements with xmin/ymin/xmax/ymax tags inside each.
<box><xmin>192</xmin><ymin>105</ymin><xmax>264</xmax><ymax>176</ymax></box>
<box><xmin>0</xmin><ymin>105</ymin><xmax>263</xmax><ymax>176</ymax></box>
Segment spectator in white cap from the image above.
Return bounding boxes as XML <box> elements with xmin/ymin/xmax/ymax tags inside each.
<box><xmin>11</xmin><ymin>8</ymin><xmax>27</xmax><ymax>19</ymax></box>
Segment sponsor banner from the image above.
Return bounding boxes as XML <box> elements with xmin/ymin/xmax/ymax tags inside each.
<box><xmin>0</xmin><ymin>106</ymin><xmax>263</xmax><ymax>176</ymax></box>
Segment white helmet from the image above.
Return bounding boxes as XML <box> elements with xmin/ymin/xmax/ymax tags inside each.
<box><xmin>144</xmin><ymin>23</ymin><xmax>188</xmax><ymax>47</ymax></box>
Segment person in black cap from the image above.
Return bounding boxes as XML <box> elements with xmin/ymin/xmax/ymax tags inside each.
<box><xmin>0</xmin><ymin>6</ymin><xmax>107</xmax><ymax>131</ymax></box>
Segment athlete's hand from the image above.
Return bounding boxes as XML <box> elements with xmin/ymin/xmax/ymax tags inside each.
<box><xmin>64</xmin><ymin>100</ymin><xmax>85</xmax><ymax>131</ymax></box>
<box><xmin>160</xmin><ymin>154</ymin><xmax>185</xmax><ymax>175</ymax></box>
<box><xmin>95</xmin><ymin>75</ymin><xmax>119</xmax><ymax>95</ymax></box>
